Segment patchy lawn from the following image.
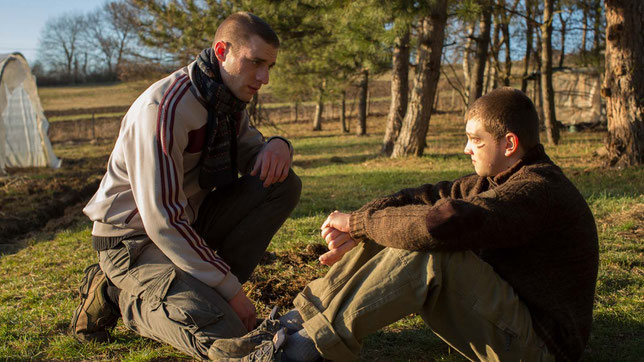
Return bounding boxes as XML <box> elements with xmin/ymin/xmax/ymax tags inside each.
<box><xmin>0</xmin><ymin>111</ymin><xmax>642</xmax><ymax>360</ymax></box>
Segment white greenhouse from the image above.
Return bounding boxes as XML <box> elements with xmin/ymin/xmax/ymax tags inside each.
<box><xmin>0</xmin><ymin>52</ymin><xmax>60</xmax><ymax>175</ymax></box>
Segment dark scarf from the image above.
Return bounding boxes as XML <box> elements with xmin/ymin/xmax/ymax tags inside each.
<box><xmin>193</xmin><ymin>48</ymin><xmax>248</xmax><ymax>190</ymax></box>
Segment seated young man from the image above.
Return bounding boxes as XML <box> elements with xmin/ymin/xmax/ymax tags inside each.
<box><xmin>211</xmin><ymin>87</ymin><xmax>599</xmax><ymax>361</ymax></box>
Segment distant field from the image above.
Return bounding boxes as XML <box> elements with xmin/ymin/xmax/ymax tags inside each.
<box><xmin>1</xmin><ymin>82</ymin><xmax>642</xmax><ymax>360</ymax></box>
<box><xmin>38</xmin><ymin>80</ymin><xmax>153</xmax><ymax>111</ymax></box>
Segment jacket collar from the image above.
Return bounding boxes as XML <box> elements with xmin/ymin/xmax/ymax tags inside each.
<box><xmin>489</xmin><ymin>144</ymin><xmax>552</xmax><ymax>186</ymax></box>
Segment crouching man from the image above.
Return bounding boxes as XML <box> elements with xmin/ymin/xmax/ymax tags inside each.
<box><xmin>69</xmin><ymin>12</ymin><xmax>301</xmax><ymax>360</ymax></box>
<box><xmin>213</xmin><ymin>87</ymin><xmax>598</xmax><ymax>361</ymax></box>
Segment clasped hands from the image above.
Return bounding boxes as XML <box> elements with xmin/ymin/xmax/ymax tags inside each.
<box><xmin>319</xmin><ymin>210</ymin><xmax>357</xmax><ymax>266</ymax></box>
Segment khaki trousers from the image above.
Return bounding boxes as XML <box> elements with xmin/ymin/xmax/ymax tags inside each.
<box><xmin>294</xmin><ymin>241</ymin><xmax>554</xmax><ymax>361</ymax></box>
<box><xmin>98</xmin><ymin>171</ymin><xmax>301</xmax><ymax>359</ymax></box>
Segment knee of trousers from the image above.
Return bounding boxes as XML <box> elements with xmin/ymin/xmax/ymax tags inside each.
<box><xmin>270</xmin><ymin>169</ymin><xmax>302</xmax><ymax>209</ymax></box>
<box><xmin>118</xmin><ymin>266</ymin><xmax>247</xmax><ymax>359</ymax></box>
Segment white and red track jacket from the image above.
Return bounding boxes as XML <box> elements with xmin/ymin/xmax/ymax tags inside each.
<box><xmin>83</xmin><ymin>61</ymin><xmax>282</xmax><ymax>300</ymax></box>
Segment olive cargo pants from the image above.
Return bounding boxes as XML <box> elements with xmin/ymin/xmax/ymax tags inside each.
<box><xmin>294</xmin><ymin>240</ymin><xmax>554</xmax><ymax>361</ymax></box>
<box><xmin>98</xmin><ymin>171</ymin><xmax>301</xmax><ymax>359</ymax></box>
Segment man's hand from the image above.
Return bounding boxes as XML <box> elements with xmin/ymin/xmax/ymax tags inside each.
<box><xmin>321</xmin><ymin>210</ymin><xmax>351</xmax><ymax>233</ymax></box>
<box><xmin>228</xmin><ymin>289</ymin><xmax>257</xmax><ymax>332</ymax></box>
<box><xmin>250</xmin><ymin>139</ymin><xmax>291</xmax><ymax>187</ymax></box>
<box><xmin>319</xmin><ymin>211</ymin><xmax>356</xmax><ymax>266</ymax></box>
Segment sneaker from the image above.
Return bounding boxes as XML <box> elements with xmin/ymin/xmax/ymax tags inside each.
<box><xmin>69</xmin><ymin>263</ymin><xmax>119</xmax><ymax>342</ymax></box>
<box><xmin>209</xmin><ymin>306</ymin><xmax>284</xmax><ymax>359</ymax></box>
<box><xmin>213</xmin><ymin>328</ymin><xmax>288</xmax><ymax>362</ymax></box>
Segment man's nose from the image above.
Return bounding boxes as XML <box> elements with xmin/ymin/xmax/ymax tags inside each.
<box><xmin>257</xmin><ymin>67</ymin><xmax>269</xmax><ymax>84</ymax></box>
<box><xmin>464</xmin><ymin>141</ymin><xmax>472</xmax><ymax>155</ymax></box>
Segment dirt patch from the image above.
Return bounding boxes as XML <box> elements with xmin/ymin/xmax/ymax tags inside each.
<box><xmin>44</xmin><ymin>106</ymin><xmax>129</xmax><ymax>118</ymax></box>
<box><xmin>0</xmin><ymin>154</ymin><xmax>107</xmax><ymax>250</ymax></box>
<box><xmin>246</xmin><ymin>243</ymin><xmax>329</xmax><ymax>312</ymax></box>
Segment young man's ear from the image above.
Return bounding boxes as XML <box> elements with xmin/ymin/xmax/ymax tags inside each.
<box><xmin>504</xmin><ymin>132</ymin><xmax>520</xmax><ymax>157</ymax></box>
<box><xmin>213</xmin><ymin>41</ymin><xmax>228</xmax><ymax>62</ymax></box>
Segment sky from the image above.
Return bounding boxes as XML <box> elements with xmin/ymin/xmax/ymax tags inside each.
<box><xmin>0</xmin><ymin>0</ymin><xmax>107</xmax><ymax>64</ymax></box>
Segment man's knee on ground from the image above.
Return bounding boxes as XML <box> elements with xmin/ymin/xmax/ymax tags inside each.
<box><xmin>272</xmin><ymin>169</ymin><xmax>301</xmax><ymax>208</ymax></box>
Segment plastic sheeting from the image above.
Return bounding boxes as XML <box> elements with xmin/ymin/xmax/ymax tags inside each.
<box><xmin>0</xmin><ymin>53</ymin><xmax>60</xmax><ymax>175</ymax></box>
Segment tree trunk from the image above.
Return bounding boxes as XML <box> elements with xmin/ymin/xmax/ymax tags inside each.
<box><xmin>293</xmin><ymin>101</ymin><xmax>299</xmax><ymax>123</ymax></box>
<box><xmin>484</xmin><ymin>54</ymin><xmax>494</xmax><ymax>94</ymax></box>
<box><xmin>492</xmin><ymin>0</ymin><xmax>515</xmax><ymax>87</ymax></box>
<box><xmin>357</xmin><ymin>69</ymin><xmax>369</xmax><ymax>136</ymax></box>
<box><xmin>592</xmin><ymin>0</ymin><xmax>602</xmax><ymax>54</ymax></box>
<box><xmin>490</xmin><ymin>12</ymin><xmax>502</xmax><ymax>89</ymax></box>
<box><xmin>501</xmin><ymin>17</ymin><xmax>512</xmax><ymax>86</ymax></box>
<box><xmin>540</xmin><ymin>0</ymin><xmax>560</xmax><ymax>145</ymax></box>
<box><xmin>602</xmin><ymin>0</ymin><xmax>644</xmax><ymax>166</ymax></box>
<box><xmin>463</xmin><ymin>22</ymin><xmax>476</xmax><ymax>100</ymax></box>
<box><xmin>382</xmin><ymin>25</ymin><xmax>410</xmax><ymax>156</ymax></box>
<box><xmin>313</xmin><ymin>87</ymin><xmax>324</xmax><ymax>131</ymax></box>
<box><xmin>341</xmin><ymin>91</ymin><xmax>348</xmax><ymax>133</ymax></box>
<box><xmin>581</xmin><ymin>4</ymin><xmax>588</xmax><ymax>62</ymax></box>
<box><xmin>468</xmin><ymin>0</ymin><xmax>492</xmax><ymax>106</ymax></box>
<box><xmin>392</xmin><ymin>0</ymin><xmax>447</xmax><ymax>158</ymax></box>
<box><xmin>558</xmin><ymin>11</ymin><xmax>567</xmax><ymax>68</ymax></box>
<box><xmin>521</xmin><ymin>0</ymin><xmax>534</xmax><ymax>92</ymax></box>
<box><xmin>534</xmin><ymin>9</ymin><xmax>546</xmax><ymax>126</ymax></box>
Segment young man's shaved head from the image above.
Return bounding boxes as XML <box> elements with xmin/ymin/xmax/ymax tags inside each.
<box><xmin>214</xmin><ymin>12</ymin><xmax>280</xmax><ymax>51</ymax></box>
<box><xmin>465</xmin><ymin>87</ymin><xmax>540</xmax><ymax>151</ymax></box>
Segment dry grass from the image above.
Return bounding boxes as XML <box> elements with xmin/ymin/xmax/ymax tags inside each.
<box><xmin>38</xmin><ymin>81</ymin><xmax>153</xmax><ymax>111</ymax></box>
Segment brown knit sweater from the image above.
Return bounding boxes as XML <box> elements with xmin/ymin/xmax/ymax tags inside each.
<box><xmin>349</xmin><ymin>144</ymin><xmax>598</xmax><ymax>361</ymax></box>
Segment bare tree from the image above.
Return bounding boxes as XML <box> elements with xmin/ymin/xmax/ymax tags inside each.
<box><xmin>580</xmin><ymin>0</ymin><xmax>589</xmax><ymax>62</ymax></box>
<box><xmin>86</xmin><ymin>10</ymin><xmax>117</xmax><ymax>75</ymax></box>
<box><xmin>381</xmin><ymin>24</ymin><xmax>410</xmax><ymax>155</ymax></box>
<box><xmin>490</xmin><ymin>12</ymin><xmax>502</xmax><ymax>89</ymax></box>
<box><xmin>540</xmin><ymin>0</ymin><xmax>560</xmax><ymax>145</ymax></box>
<box><xmin>462</xmin><ymin>21</ymin><xmax>476</xmax><ymax>98</ymax></box>
<box><xmin>557</xmin><ymin>5</ymin><xmax>572</xmax><ymax>68</ymax></box>
<box><xmin>105</xmin><ymin>1</ymin><xmax>139</xmax><ymax>74</ymax></box>
<box><xmin>591</xmin><ymin>0</ymin><xmax>603</xmax><ymax>54</ymax></box>
<box><xmin>392</xmin><ymin>0</ymin><xmax>448</xmax><ymax>158</ymax></box>
<box><xmin>468</xmin><ymin>0</ymin><xmax>492</xmax><ymax>106</ymax></box>
<box><xmin>521</xmin><ymin>0</ymin><xmax>535</xmax><ymax>92</ymax></box>
<box><xmin>490</xmin><ymin>0</ymin><xmax>519</xmax><ymax>86</ymax></box>
<box><xmin>85</xmin><ymin>1</ymin><xmax>138</xmax><ymax>77</ymax></box>
<box><xmin>602</xmin><ymin>0</ymin><xmax>644</xmax><ymax>166</ymax></box>
<box><xmin>38</xmin><ymin>13</ymin><xmax>87</xmax><ymax>80</ymax></box>
<box><xmin>534</xmin><ymin>5</ymin><xmax>546</xmax><ymax>124</ymax></box>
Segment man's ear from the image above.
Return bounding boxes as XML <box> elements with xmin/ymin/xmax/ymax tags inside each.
<box><xmin>504</xmin><ymin>132</ymin><xmax>520</xmax><ymax>157</ymax></box>
<box><xmin>213</xmin><ymin>41</ymin><xmax>228</xmax><ymax>62</ymax></box>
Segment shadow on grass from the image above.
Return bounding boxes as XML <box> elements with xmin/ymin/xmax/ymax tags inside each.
<box><xmin>566</xmin><ymin>166</ymin><xmax>644</xmax><ymax>199</ymax></box>
<box><xmin>295</xmin><ymin>137</ymin><xmax>381</xmax><ymax>157</ymax></box>
<box><xmin>361</xmin><ymin>325</ymin><xmax>468</xmax><ymax>361</ymax></box>
<box><xmin>585</xmin><ymin>313</ymin><xmax>644</xmax><ymax>360</ymax></box>
<box><xmin>293</xmin><ymin>154</ymin><xmax>378</xmax><ymax>169</ymax></box>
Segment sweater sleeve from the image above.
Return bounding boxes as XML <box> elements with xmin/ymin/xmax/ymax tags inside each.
<box><xmin>350</xmin><ymin>176</ymin><xmax>548</xmax><ymax>252</ymax></box>
<box><xmin>353</xmin><ymin>179</ymin><xmax>461</xmax><ymax>214</ymax></box>
<box><xmin>123</xmin><ymin>94</ymin><xmax>241</xmax><ymax>300</ymax></box>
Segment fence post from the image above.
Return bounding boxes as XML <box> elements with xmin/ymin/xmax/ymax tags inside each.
<box><xmin>91</xmin><ymin>112</ymin><xmax>97</xmax><ymax>142</ymax></box>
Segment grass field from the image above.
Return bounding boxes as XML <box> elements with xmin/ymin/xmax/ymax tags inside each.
<box><xmin>0</xmin><ymin>101</ymin><xmax>642</xmax><ymax>360</ymax></box>
<box><xmin>38</xmin><ymin>81</ymin><xmax>152</xmax><ymax>111</ymax></box>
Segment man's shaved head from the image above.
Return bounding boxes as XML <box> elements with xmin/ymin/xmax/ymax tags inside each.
<box><xmin>214</xmin><ymin>12</ymin><xmax>280</xmax><ymax>51</ymax></box>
